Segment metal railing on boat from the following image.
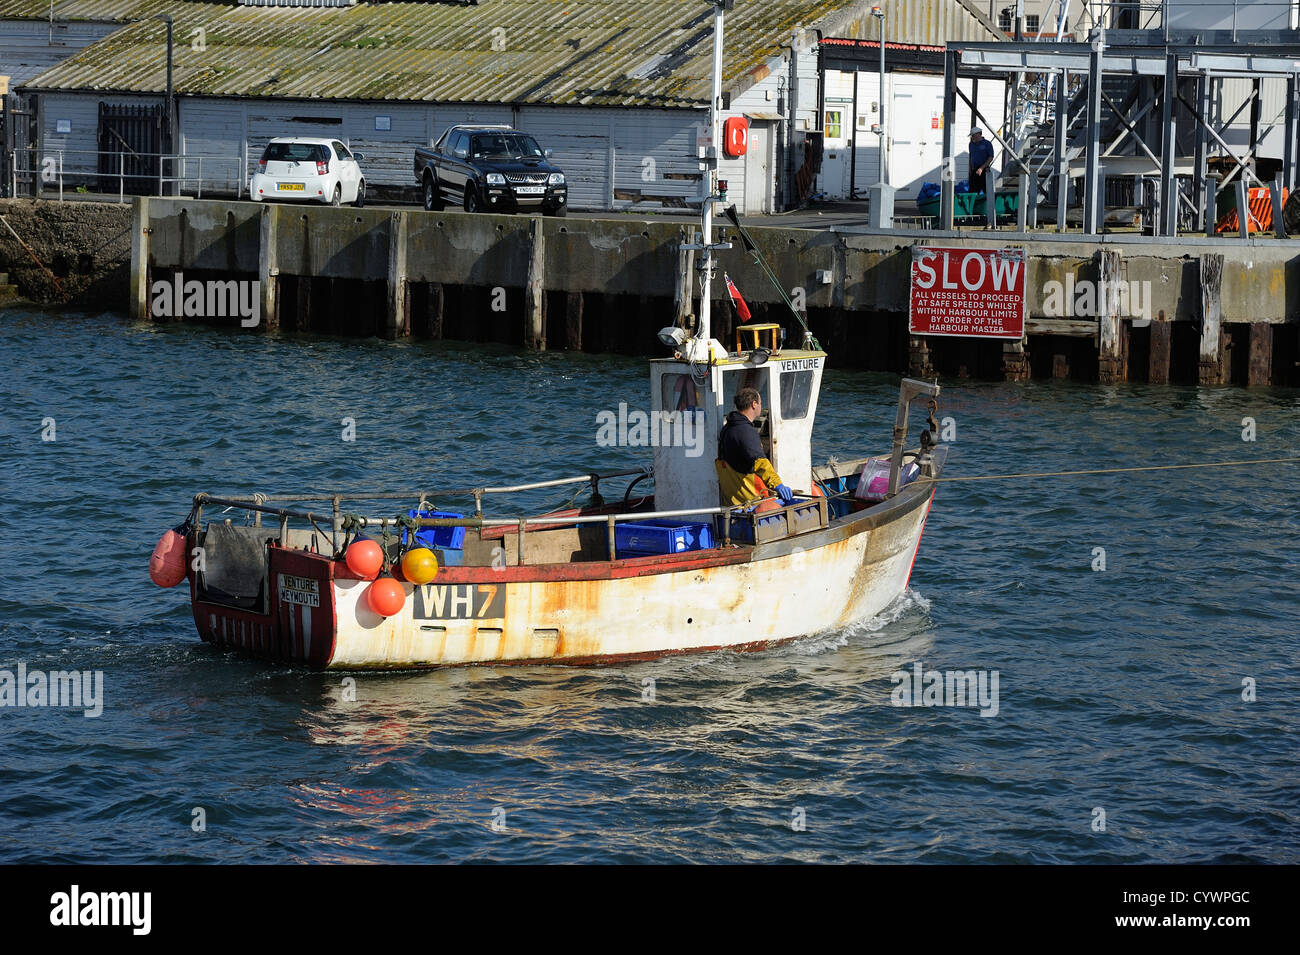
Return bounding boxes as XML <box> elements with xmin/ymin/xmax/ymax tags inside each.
<box><xmin>246</xmin><ymin>467</ymin><xmax>652</xmax><ymax>504</ymax></box>
<box><xmin>192</xmin><ymin>466</ymin><xmax>833</xmax><ymax>564</ymax></box>
<box><xmin>196</xmin><ymin>467</ymin><xmax>651</xmax><ymax>555</ymax></box>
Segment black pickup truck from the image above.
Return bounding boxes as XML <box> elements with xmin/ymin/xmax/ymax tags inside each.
<box><xmin>414</xmin><ymin>125</ymin><xmax>568</xmax><ymax>215</ymax></box>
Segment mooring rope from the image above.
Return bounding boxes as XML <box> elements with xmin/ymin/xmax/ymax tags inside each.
<box><xmin>929</xmin><ymin>456</ymin><xmax>1300</xmax><ymax>484</ymax></box>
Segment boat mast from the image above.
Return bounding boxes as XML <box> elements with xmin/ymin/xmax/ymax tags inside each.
<box><xmin>696</xmin><ymin>0</ymin><xmax>730</xmax><ymax>348</ymax></box>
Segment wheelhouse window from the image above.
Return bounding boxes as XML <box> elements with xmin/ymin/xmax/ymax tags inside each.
<box><xmin>663</xmin><ymin>373</ymin><xmax>703</xmax><ymax>414</ymax></box>
<box><xmin>779</xmin><ymin>371</ymin><xmax>814</xmax><ymax>420</ymax></box>
<box><xmin>823</xmin><ymin>109</ymin><xmax>843</xmax><ymax>139</ymax></box>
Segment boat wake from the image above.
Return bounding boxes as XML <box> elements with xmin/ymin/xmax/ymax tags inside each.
<box><xmin>781</xmin><ymin>588</ymin><xmax>932</xmax><ymax>657</ymax></box>
<box><xmin>847</xmin><ymin>588</ymin><xmax>932</xmax><ymax>635</ymax></box>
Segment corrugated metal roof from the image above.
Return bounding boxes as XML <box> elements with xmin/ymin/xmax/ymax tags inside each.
<box><xmin>18</xmin><ymin>0</ymin><xmax>999</xmax><ymax>106</ymax></box>
<box><xmin>0</xmin><ymin>0</ymin><xmax>195</xmax><ymax>22</ymax></box>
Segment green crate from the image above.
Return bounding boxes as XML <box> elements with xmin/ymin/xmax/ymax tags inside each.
<box><xmin>916</xmin><ymin>191</ymin><xmax>1018</xmax><ymax>220</ymax></box>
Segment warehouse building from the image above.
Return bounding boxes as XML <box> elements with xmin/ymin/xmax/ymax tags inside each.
<box><xmin>2</xmin><ymin>0</ymin><xmax>1002</xmax><ymax>210</ymax></box>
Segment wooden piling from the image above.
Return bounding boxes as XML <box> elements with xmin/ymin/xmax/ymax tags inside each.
<box><xmin>258</xmin><ymin>203</ymin><xmax>279</xmax><ymax>331</ymax></box>
<box><xmin>386</xmin><ymin>212</ymin><xmax>409</xmax><ymax>339</ymax></box>
<box><xmin>130</xmin><ymin>197</ymin><xmax>151</xmax><ymax>320</ymax></box>
<box><xmin>909</xmin><ymin>335</ymin><xmax>934</xmax><ymax>377</ymax></box>
<box><xmin>525</xmin><ymin>217</ymin><xmax>546</xmax><ymax>350</ymax></box>
<box><xmin>295</xmin><ymin>275</ymin><xmax>312</xmax><ymax>333</ymax></box>
<box><xmin>1248</xmin><ymin>323</ymin><xmax>1273</xmax><ymax>385</ymax></box>
<box><xmin>564</xmin><ymin>290</ymin><xmax>584</xmax><ymax>351</ymax></box>
<box><xmin>1097</xmin><ymin>249</ymin><xmax>1126</xmax><ymax>383</ymax></box>
<box><xmin>1002</xmin><ymin>340</ymin><xmax>1030</xmax><ymax>381</ymax></box>
<box><xmin>426</xmin><ymin>282</ymin><xmax>444</xmax><ymax>339</ymax></box>
<box><xmin>1148</xmin><ymin>316</ymin><xmax>1172</xmax><ymax>384</ymax></box>
<box><xmin>1052</xmin><ymin>352</ymin><xmax>1070</xmax><ymax>378</ymax></box>
<box><xmin>1198</xmin><ymin>253</ymin><xmax>1224</xmax><ymax>384</ymax></box>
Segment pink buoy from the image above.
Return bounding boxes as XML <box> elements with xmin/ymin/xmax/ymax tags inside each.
<box><xmin>345</xmin><ymin>539</ymin><xmax>384</xmax><ymax>580</ymax></box>
<box><xmin>149</xmin><ymin>528</ymin><xmax>188</xmax><ymax>588</ymax></box>
<box><xmin>366</xmin><ymin>577</ymin><xmax>406</xmax><ymax>617</ymax></box>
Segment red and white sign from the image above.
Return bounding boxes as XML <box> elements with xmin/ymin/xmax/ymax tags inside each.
<box><xmin>909</xmin><ymin>246</ymin><xmax>1026</xmax><ymax>339</ymax></box>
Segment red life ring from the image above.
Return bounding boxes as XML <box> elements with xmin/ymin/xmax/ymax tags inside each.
<box><xmin>723</xmin><ymin>117</ymin><xmax>749</xmax><ymax>157</ymax></box>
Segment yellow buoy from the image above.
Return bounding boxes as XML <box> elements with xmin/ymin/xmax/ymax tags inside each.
<box><xmin>400</xmin><ymin>547</ymin><xmax>439</xmax><ymax>585</ymax></box>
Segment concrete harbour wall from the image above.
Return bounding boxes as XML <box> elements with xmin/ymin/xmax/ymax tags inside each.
<box><xmin>2</xmin><ymin>197</ymin><xmax>1297</xmax><ymax>386</ymax></box>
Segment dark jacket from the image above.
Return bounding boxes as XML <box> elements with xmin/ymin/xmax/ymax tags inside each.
<box><xmin>970</xmin><ymin>138</ymin><xmax>995</xmax><ymax>176</ymax></box>
<box><xmin>716</xmin><ymin>410</ymin><xmax>783</xmax><ymax>505</ymax></box>
<box><xmin>718</xmin><ymin>410</ymin><xmax>764</xmax><ymax>475</ymax></box>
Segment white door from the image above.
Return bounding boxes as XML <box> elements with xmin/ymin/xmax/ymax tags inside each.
<box><xmin>743</xmin><ymin>123</ymin><xmax>771</xmax><ymax>214</ymax></box>
<box><xmin>819</xmin><ymin>104</ymin><xmax>850</xmax><ymax>199</ymax></box>
<box><xmin>890</xmin><ymin>78</ymin><xmax>945</xmax><ymax>200</ymax></box>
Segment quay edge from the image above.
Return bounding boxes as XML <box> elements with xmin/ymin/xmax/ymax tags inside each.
<box><xmin>1</xmin><ymin>196</ymin><xmax>1296</xmax><ymax>385</ymax></box>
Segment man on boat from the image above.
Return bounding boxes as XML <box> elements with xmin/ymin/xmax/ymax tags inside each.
<box><xmin>716</xmin><ymin>387</ymin><xmax>795</xmax><ymax>508</ymax></box>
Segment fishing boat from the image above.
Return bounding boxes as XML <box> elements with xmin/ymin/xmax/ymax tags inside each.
<box><xmin>147</xmin><ymin>1</ymin><xmax>948</xmax><ymax>670</ymax></box>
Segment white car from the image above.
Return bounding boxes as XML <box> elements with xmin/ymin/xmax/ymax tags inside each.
<box><xmin>250</xmin><ymin>137</ymin><xmax>367</xmax><ymax>207</ymax></box>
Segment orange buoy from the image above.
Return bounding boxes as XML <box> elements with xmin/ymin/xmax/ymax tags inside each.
<box><xmin>754</xmin><ymin>497</ymin><xmax>782</xmax><ymax>514</ymax></box>
<box><xmin>366</xmin><ymin>577</ymin><xmax>406</xmax><ymax>617</ymax></box>
<box><xmin>149</xmin><ymin>527</ymin><xmax>188</xmax><ymax>588</ymax></box>
<box><xmin>345</xmin><ymin>539</ymin><xmax>384</xmax><ymax>580</ymax></box>
<box><xmin>400</xmin><ymin>547</ymin><xmax>439</xmax><ymax>585</ymax></box>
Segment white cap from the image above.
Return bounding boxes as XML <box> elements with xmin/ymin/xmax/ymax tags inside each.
<box><xmin>970</xmin><ymin>128</ymin><xmax>983</xmax><ymax>137</ymax></box>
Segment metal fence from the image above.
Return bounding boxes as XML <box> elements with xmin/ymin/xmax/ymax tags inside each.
<box><xmin>5</xmin><ymin>146</ymin><xmax>245</xmax><ymax>202</ymax></box>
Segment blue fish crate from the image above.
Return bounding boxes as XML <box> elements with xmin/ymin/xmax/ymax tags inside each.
<box><xmin>728</xmin><ymin>498</ymin><xmax>823</xmax><ymax>544</ymax></box>
<box><xmin>727</xmin><ymin>510</ymin><xmax>787</xmax><ymax>544</ymax></box>
<box><xmin>403</xmin><ymin>509</ymin><xmax>466</xmax><ymax>551</ymax></box>
<box><xmin>615</xmin><ymin>519</ymin><xmax>715</xmax><ymax>558</ymax></box>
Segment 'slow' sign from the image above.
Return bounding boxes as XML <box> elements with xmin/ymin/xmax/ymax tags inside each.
<box><xmin>909</xmin><ymin>246</ymin><xmax>1026</xmax><ymax>340</ymax></box>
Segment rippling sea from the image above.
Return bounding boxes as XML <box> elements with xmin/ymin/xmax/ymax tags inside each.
<box><xmin>1</xmin><ymin>308</ymin><xmax>1297</xmax><ymax>864</ymax></box>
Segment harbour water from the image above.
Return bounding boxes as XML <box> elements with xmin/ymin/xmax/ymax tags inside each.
<box><xmin>1</xmin><ymin>308</ymin><xmax>1297</xmax><ymax>863</ymax></box>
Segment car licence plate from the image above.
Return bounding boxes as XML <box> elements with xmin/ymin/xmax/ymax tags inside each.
<box><xmin>277</xmin><ymin>182</ymin><xmax>306</xmax><ymax>192</ymax></box>
<box><xmin>514</xmin><ymin>186</ymin><xmax>545</xmax><ymax>195</ymax></box>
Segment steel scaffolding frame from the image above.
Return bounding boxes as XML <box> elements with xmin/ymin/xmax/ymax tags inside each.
<box><xmin>941</xmin><ymin>31</ymin><xmax>1300</xmax><ymax>236</ymax></box>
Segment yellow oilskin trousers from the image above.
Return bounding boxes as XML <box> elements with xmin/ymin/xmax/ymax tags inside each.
<box><xmin>715</xmin><ymin>456</ymin><xmax>783</xmax><ymax>507</ymax></box>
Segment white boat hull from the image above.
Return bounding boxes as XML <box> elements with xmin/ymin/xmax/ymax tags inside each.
<box><xmin>323</xmin><ymin>489</ymin><xmax>934</xmax><ymax>669</ymax></box>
